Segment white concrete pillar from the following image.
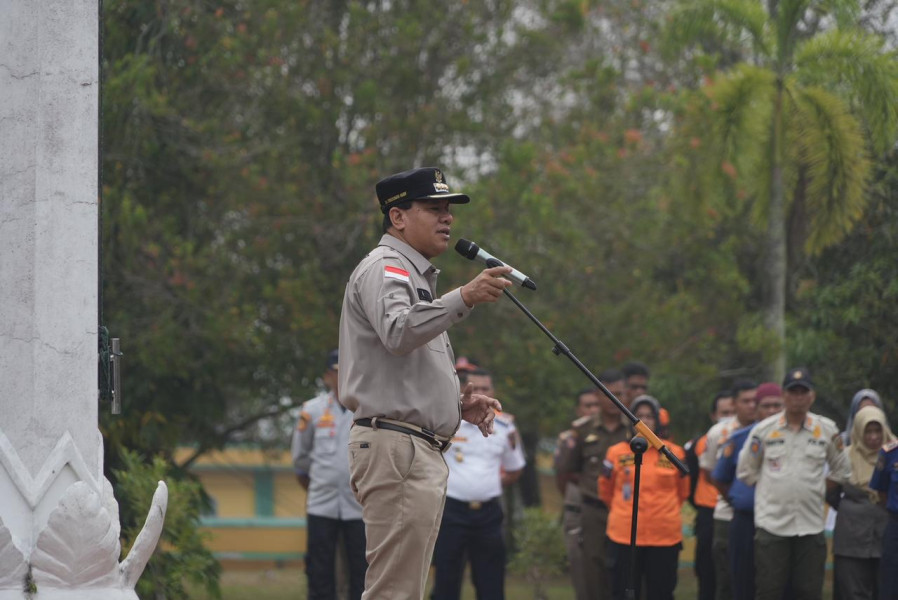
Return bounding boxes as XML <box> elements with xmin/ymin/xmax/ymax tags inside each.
<box><xmin>0</xmin><ymin>1</ymin><xmax>166</xmax><ymax>598</ymax></box>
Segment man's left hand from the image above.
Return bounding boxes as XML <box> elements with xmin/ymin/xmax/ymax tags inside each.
<box><xmin>461</xmin><ymin>382</ymin><xmax>501</xmax><ymax>436</ymax></box>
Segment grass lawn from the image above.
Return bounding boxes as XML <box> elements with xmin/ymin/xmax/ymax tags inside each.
<box><xmin>192</xmin><ymin>563</ymin><xmax>836</xmax><ymax>600</ymax></box>
<box><xmin>194</xmin><ymin>566</ymin><xmax>700</xmax><ymax>600</ymax></box>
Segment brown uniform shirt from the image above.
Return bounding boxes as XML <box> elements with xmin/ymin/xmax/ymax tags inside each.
<box><xmin>338</xmin><ymin>234</ymin><xmax>472</xmax><ymax>438</ymax></box>
<box><xmin>556</xmin><ymin>414</ymin><xmax>630</xmax><ymax>503</ymax></box>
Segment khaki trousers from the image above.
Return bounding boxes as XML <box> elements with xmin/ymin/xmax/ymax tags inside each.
<box><xmin>349</xmin><ymin>425</ymin><xmax>448</xmax><ymax>600</ymax></box>
<box><xmin>562</xmin><ymin>507</ymin><xmax>588</xmax><ymax>600</ymax></box>
<box><xmin>581</xmin><ymin>501</ymin><xmax>610</xmax><ymax>600</ymax></box>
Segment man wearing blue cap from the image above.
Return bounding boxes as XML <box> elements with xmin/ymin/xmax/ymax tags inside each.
<box><xmin>339</xmin><ymin>167</ymin><xmax>513</xmax><ymax>599</ymax></box>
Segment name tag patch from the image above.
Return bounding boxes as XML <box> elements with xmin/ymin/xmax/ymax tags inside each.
<box><xmin>417</xmin><ymin>288</ymin><xmax>433</xmax><ymax>302</ymax></box>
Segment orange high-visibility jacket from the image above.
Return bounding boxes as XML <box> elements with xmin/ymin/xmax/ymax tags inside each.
<box><xmin>693</xmin><ymin>435</ymin><xmax>718</xmax><ymax>509</ymax></box>
<box><xmin>599</xmin><ymin>441</ymin><xmax>689</xmax><ymax>546</ymax></box>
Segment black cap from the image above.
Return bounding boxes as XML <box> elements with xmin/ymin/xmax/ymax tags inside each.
<box><xmin>375</xmin><ymin>167</ymin><xmax>470</xmax><ymax>214</ymax></box>
<box><xmin>782</xmin><ymin>367</ymin><xmax>814</xmax><ymax>391</ymax></box>
<box><xmin>325</xmin><ymin>349</ymin><xmax>339</xmax><ymax>371</ymax></box>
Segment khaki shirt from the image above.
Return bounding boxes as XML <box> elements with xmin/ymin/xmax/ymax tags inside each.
<box><xmin>555</xmin><ymin>414</ymin><xmax>630</xmax><ymax>503</ymax></box>
<box><xmin>699</xmin><ymin>416</ymin><xmax>739</xmax><ymax>521</ymax></box>
<box><xmin>737</xmin><ymin>411</ymin><xmax>850</xmax><ymax>536</ymax></box>
<box><xmin>338</xmin><ymin>234</ymin><xmax>471</xmax><ymax>437</ymax></box>
<box><xmin>291</xmin><ymin>392</ymin><xmax>362</xmax><ymax>520</ymax></box>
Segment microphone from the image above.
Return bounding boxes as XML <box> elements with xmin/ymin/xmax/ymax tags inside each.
<box><xmin>454</xmin><ymin>239</ymin><xmax>537</xmax><ymax>291</ymax></box>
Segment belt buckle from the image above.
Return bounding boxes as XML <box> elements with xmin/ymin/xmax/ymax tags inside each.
<box><xmin>469</xmin><ymin>501</ymin><xmax>482</xmax><ymax>510</ymax></box>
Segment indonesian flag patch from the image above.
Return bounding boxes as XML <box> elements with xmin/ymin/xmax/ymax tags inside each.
<box><xmin>384</xmin><ymin>265</ymin><xmax>410</xmax><ymax>283</ymax></box>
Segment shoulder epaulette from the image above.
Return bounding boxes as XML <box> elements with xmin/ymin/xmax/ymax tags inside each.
<box><xmin>494</xmin><ymin>417</ymin><xmax>511</xmax><ymax>429</ymax></box>
<box><xmin>495</xmin><ymin>411</ymin><xmax>515</xmax><ymax>425</ymax></box>
<box><xmin>572</xmin><ymin>415</ymin><xmax>591</xmax><ymax>428</ymax></box>
<box><xmin>883</xmin><ymin>439</ymin><xmax>898</xmax><ymax>453</ymax></box>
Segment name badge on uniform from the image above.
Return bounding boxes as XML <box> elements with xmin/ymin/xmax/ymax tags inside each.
<box><xmin>417</xmin><ymin>288</ymin><xmax>433</xmax><ymax>302</ymax></box>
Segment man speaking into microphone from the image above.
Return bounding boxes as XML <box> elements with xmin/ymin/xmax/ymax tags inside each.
<box><xmin>339</xmin><ymin>166</ymin><xmax>513</xmax><ymax>599</ymax></box>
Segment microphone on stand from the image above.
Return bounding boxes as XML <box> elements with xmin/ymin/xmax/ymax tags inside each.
<box><xmin>454</xmin><ymin>239</ymin><xmax>537</xmax><ymax>291</ymax></box>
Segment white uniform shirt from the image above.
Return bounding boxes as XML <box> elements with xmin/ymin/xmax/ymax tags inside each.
<box><xmin>445</xmin><ymin>416</ymin><xmax>526</xmax><ymax>503</ymax></box>
<box><xmin>737</xmin><ymin>411</ymin><xmax>850</xmax><ymax>536</ymax></box>
<box><xmin>699</xmin><ymin>416</ymin><xmax>741</xmax><ymax>521</ymax></box>
<box><xmin>291</xmin><ymin>392</ymin><xmax>363</xmax><ymax>520</ymax></box>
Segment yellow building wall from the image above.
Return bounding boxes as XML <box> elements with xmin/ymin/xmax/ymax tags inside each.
<box><xmin>273</xmin><ymin>471</ymin><xmax>306</xmax><ymax>518</ymax></box>
<box><xmin>201</xmin><ymin>471</ymin><xmax>257</xmax><ymax>518</ymax></box>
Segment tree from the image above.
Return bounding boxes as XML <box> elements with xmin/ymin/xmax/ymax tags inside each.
<box><xmin>666</xmin><ymin>0</ymin><xmax>898</xmax><ymax>379</ymax></box>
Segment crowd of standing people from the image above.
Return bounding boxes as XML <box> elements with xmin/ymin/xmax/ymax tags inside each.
<box><xmin>556</xmin><ymin>363</ymin><xmax>894</xmax><ymax>600</ymax></box>
<box><xmin>285</xmin><ymin>166</ymin><xmax>892</xmax><ymax>600</ymax></box>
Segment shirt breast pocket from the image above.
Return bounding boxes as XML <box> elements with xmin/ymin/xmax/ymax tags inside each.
<box><xmin>427</xmin><ymin>335</ymin><xmax>447</xmax><ymax>353</ymax></box>
<box><xmin>314</xmin><ymin>429</ymin><xmax>338</xmax><ymax>454</ymax></box>
<box><xmin>764</xmin><ymin>444</ymin><xmax>788</xmax><ymax>476</ymax></box>
<box><xmin>802</xmin><ymin>442</ymin><xmax>828</xmax><ymax>480</ymax></box>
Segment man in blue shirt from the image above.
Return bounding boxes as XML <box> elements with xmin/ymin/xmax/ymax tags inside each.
<box><xmin>870</xmin><ymin>436</ymin><xmax>898</xmax><ymax>598</ymax></box>
<box><xmin>712</xmin><ymin>382</ymin><xmax>783</xmax><ymax>600</ymax></box>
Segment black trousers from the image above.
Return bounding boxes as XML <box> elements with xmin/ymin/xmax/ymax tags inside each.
<box><xmin>694</xmin><ymin>506</ymin><xmax>716</xmax><ymax>600</ymax></box>
<box><xmin>728</xmin><ymin>510</ymin><xmax>754</xmax><ymax>600</ymax></box>
<box><xmin>607</xmin><ymin>541</ymin><xmax>680</xmax><ymax>600</ymax></box>
<box><xmin>432</xmin><ymin>496</ymin><xmax>506</xmax><ymax>600</ymax></box>
<box><xmin>880</xmin><ymin>519</ymin><xmax>898</xmax><ymax>600</ymax></box>
<box><xmin>306</xmin><ymin>514</ymin><xmax>367</xmax><ymax>600</ymax></box>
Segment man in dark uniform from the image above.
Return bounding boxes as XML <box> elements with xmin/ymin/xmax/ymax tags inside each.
<box><xmin>555</xmin><ymin>369</ymin><xmax>630</xmax><ymax>600</ymax></box>
<box><xmin>339</xmin><ymin>167</ymin><xmax>512</xmax><ymax>599</ymax></box>
<box><xmin>554</xmin><ymin>388</ymin><xmax>602</xmax><ymax>600</ymax></box>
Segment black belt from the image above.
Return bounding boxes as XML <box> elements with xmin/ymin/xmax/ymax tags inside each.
<box><xmin>355</xmin><ymin>418</ymin><xmax>451</xmax><ymax>451</ymax></box>
<box><xmin>447</xmin><ymin>496</ymin><xmax>500</xmax><ymax>511</ymax></box>
<box><xmin>564</xmin><ymin>503</ymin><xmax>581</xmax><ymax>513</ymax></box>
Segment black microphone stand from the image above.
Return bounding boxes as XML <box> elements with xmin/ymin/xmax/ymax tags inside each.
<box><xmin>626</xmin><ymin>436</ymin><xmax>648</xmax><ymax>600</ymax></box>
<box><xmin>487</xmin><ymin>268</ymin><xmax>688</xmax><ymax>475</ymax></box>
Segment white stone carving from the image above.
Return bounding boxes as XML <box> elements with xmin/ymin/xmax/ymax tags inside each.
<box><xmin>0</xmin><ymin>477</ymin><xmax>168</xmax><ymax>599</ymax></box>
<box><xmin>0</xmin><ymin>430</ymin><xmax>100</xmax><ymax>508</ymax></box>
<box><xmin>0</xmin><ymin>428</ymin><xmax>169</xmax><ymax>598</ymax></box>
<box><xmin>30</xmin><ymin>481</ymin><xmax>121</xmax><ymax>588</ymax></box>
<box><xmin>0</xmin><ymin>517</ymin><xmax>27</xmax><ymax>588</ymax></box>
<box><xmin>120</xmin><ymin>480</ymin><xmax>168</xmax><ymax>589</ymax></box>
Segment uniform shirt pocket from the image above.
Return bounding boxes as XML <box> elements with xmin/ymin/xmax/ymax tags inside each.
<box><xmin>427</xmin><ymin>335</ymin><xmax>447</xmax><ymax>353</ymax></box>
<box><xmin>314</xmin><ymin>428</ymin><xmax>338</xmax><ymax>454</ymax></box>
<box><xmin>763</xmin><ymin>443</ymin><xmax>789</xmax><ymax>478</ymax></box>
<box><xmin>801</xmin><ymin>440</ymin><xmax>828</xmax><ymax>481</ymax></box>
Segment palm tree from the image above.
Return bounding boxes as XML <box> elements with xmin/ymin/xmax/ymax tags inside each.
<box><xmin>669</xmin><ymin>0</ymin><xmax>898</xmax><ymax>378</ymax></box>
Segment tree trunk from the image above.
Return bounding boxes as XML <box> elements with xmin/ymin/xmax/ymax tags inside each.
<box><xmin>764</xmin><ymin>78</ymin><xmax>787</xmax><ymax>381</ymax></box>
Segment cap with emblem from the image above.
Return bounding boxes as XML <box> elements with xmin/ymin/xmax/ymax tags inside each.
<box><xmin>325</xmin><ymin>349</ymin><xmax>339</xmax><ymax>371</ymax></box>
<box><xmin>375</xmin><ymin>167</ymin><xmax>470</xmax><ymax>214</ymax></box>
<box><xmin>782</xmin><ymin>367</ymin><xmax>813</xmax><ymax>391</ymax></box>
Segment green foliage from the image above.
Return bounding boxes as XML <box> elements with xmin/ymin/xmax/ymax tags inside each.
<box><xmin>97</xmin><ymin>0</ymin><xmax>898</xmax><ymax>463</ymax></box>
<box><xmin>664</xmin><ymin>0</ymin><xmax>897</xmax><ymax>377</ymax></box>
<box><xmin>789</xmin><ymin>150</ymin><xmax>898</xmax><ymax>422</ymax></box>
<box><xmin>113</xmin><ymin>450</ymin><xmax>221</xmax><ymax>600</ymax></box>
<box><xmin>508</xmin><ymin>508</ymin><xmax>569</xmax><ymax>600</ymax></box>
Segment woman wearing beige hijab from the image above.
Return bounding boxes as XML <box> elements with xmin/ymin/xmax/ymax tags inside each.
<box><xmin>830</xmin><ymin>404</ymin><xmax>893</xmax><ymax>600</ymax></box>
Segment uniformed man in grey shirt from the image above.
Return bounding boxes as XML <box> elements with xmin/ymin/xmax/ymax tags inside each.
<box><xmin>292</xmin><ymin>349</ymin><xmax>365</xmax><ymax>600</ymax></box>
<box><xmin>736</xmin><ymin>367</ymin><xmax>851</xmax><ymax>600</ymax></box>
<box><xmin>339</xmin><ymin>166</ymin><xmax>512</xmax><ymax>600</ymax></box>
